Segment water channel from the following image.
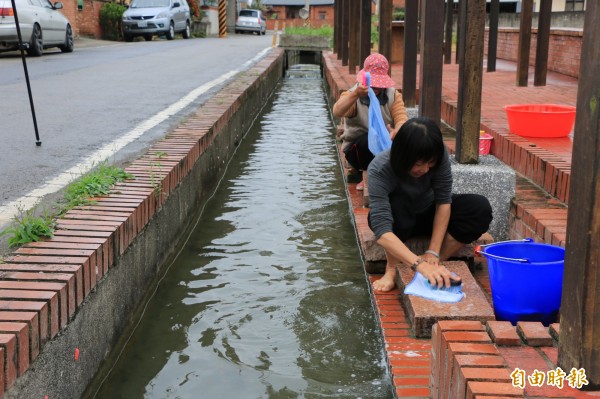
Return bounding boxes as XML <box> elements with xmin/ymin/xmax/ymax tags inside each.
<box><xmin>89</xmin><ymin>64</ymin><xmax>394</xmax><ymax>399</ymax></box>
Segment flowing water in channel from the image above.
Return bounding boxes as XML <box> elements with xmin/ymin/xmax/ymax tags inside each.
<box><xmin>91</xmin><ymin>65</ymin><xmax>394</xmax><ymax>399</ymax></box>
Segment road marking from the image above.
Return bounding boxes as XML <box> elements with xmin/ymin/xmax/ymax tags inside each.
<box><xmin>0</xmin><ymin>47</ymin><xmax>272</xmax><ymax>229</ymax></box>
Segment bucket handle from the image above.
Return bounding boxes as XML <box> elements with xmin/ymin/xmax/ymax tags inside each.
<box><xmin>475</xmin><ymin>238</ymin><xmax>533</xmax><ymax>263</ymax></box>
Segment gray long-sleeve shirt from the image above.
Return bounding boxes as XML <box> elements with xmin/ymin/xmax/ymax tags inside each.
<box><xmin>367</xmin><ymin>147</ymin><xmax>453</xmax><ymax>239</ymax></box>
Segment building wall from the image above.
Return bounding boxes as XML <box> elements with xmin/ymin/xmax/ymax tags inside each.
<box><xmin>265</xmin><ymin>5</ymin><xmax>334</xmax><ymax>30</ymax></box>
<box><xmin>485</xmin><ymin>27</ymin><xmax>583</xmax><ymax>78</ymax></box>
<box><xmin>56</xmin><ymin>0</ymin><xmax>106</xmax><ymax>38</ymax></box>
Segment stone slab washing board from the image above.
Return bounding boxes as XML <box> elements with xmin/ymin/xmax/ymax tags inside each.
<box><xmin>395</xmin><ymin>260</ymin><xmax>495</xmax><ymax>338</ymax></box>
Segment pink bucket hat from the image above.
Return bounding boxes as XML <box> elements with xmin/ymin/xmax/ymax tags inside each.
<box><xmin>356</xmin><ymin>53</ymin><xmax>395</xmax><ymax>88</ymax></box>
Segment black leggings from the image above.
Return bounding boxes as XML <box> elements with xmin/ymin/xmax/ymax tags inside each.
<box><xmin>343</xmin><ymin>133</ymin><xmax>374</xmax><ymax>171</ymax></box>
<box><xmin>369</xmin><ymin>193</ymin><xmax>493</xmax><ymax>244</ymax></box>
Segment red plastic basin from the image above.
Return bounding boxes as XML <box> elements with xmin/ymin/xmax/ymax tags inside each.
<box><xmin>504</xmin><ymin>104</ymin><xmax>576</xmax><ymax>138</ymax></box>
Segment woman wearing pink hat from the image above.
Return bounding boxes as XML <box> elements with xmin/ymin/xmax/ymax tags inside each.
<box><xmin>333</xmin><ymin>53</ymin><xmax>408</xmax><ymax>190</ymax></box>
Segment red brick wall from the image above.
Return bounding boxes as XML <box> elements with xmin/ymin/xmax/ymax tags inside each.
<box><xmin>484</xmin><ymin>27</ymin><xmax>583</xmax><ymax>79</ymax></box>
<box><xmin>58</xmin><ymin>0</ymin><xmax>106</xmax><ymax>38</ymax></box>
<box><xmin>265</xmin><ymin>5</ymin><xmax>333</xmax><ymax>30</ymax></box>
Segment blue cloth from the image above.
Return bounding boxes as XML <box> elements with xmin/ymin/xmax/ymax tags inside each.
<box><xmin>364</xmin><ymin>72</ymin><xmax>392</xmax><ymax>155</ymax></box>
<box><xmin>404</xmin><ymin>272</ymin><xmax>464</xmax><ymax>303</ymax></box>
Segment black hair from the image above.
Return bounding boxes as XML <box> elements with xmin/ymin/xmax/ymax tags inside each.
<box><xmin>390</xmin><ymin>117</ymin><xmax>445</xmax><ymax>177</ymax></box>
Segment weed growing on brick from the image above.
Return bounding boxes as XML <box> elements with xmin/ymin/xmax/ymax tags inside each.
<box><xmin>1</xmin><ymin>162</ymin><xmax>132</xmax><ymax>247</ymax></box>
<box><xmin>0</xmin><ymin>207</ymin><xmax>56</xmax><ymax>247</ymax></box>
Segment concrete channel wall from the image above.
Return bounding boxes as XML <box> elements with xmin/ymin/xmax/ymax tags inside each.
<box><xmin>3</xmin><ymin>48</ymin><xmax>285</xmax><ymax>399</ymax></box>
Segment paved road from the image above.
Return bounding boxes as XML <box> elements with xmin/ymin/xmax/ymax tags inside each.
<box><xmin>0</xmin><ymin>33</ymin><xmax>274</xmax><ymax>234</ymax></box>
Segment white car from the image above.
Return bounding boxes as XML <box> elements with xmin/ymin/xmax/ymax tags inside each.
<box><xmin>0</xmin><ymin>0</ymin><xmax>73</xmax><ymax>56</ymax></box>
<box><xmin>121</xmin><ymin>0</ymin><xmax>191</xmax><ymax>42</ymax></box>
<box><xmin>235</xmin><ymin>9</ymin><xmax>266</xmax><ymax>35</ymax></box>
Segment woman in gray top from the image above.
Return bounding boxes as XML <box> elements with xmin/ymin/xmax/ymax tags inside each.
<box><xmin>368</xmin><ymin>117</ymin><xmax>493</xmax><ymax>292</ymax></box>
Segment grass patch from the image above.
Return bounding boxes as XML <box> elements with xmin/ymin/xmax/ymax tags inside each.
<box><xmin>1</xmin><ymin>162</ymin><xmax>133</xmax><ymax>248</ymax></box>
<box><xmin>0</xmin><ymin>208</ymin><xmax>56</xmax><ymax>247</ymax></box>
<box><xmin>284</xmin><ymin>24</ymin><xmax>333</xmax><ymax>38</ymax></box>
<box><xmin>64</xmin><ymin>163</ymin><xmax>133</xmax><ymax>209</ymax></box>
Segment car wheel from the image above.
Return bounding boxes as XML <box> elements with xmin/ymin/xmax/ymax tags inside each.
<box><xmin>144</xmin><ymin>34</ymin><xmax>153</xmax><ymax>41</ymax></box>
<box><xmin>261</xmin><ymin>28</ymin><xmax>266</xmax><ymax>35</ymax></box>
<box><xmin>59</xmin><ymin>24</ymin><xmax>74</xmax><ymax>53</ymax></box>
<box><xmin>182</xmin><ymin>21</ymin><xmax>190</xmax><ymax>39</ymax></box>
<box><xmin>235</xmin><ymin>29</ymin><xmax>239</xmax><ymax>34</ymax></box>
<box><xmin>166</xmin><ymin>22</ymin><xmax>175</xmax><ymax>40</ymax></box>
<box><xmin>124</xmin><ymin>33</ymin><xmax>134</xmax><ymax>42</ymax></box>
<box><xmin>27</xmin><ymin>24</ymin><xmax>43</xmax><ymax>57</ymax></box>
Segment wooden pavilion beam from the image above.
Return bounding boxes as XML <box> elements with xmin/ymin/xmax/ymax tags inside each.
<box><xmin>379</xmin><ymin>0</ymin><xmax>393</xmax><ymax>72</ymax></box>
<box><xmin>444</xmin><ymin>0</ymin><xmax>453</xmax><ymax>64</ymax></box>
<box><xmin>455</xmin><ymin>0</ymin><xmax>462</xmax><ymax>64</ymax></box>
<box><xmin>516</xmin><ymin>0</ymin><xmax>533</xmax><ymax>86</ymax></box>
<box><xmin>534</xmin><ymin>0</ymin><xmax>552</xmax><ymax>86</ymax></box>
<box><xmin>558</xmin><ymin>1</ymin><xmax>600</xmax><ymax>389</ymax></box>
<box><xmin>455</xmin><ymin>0</ymin><xmax>485</xmax><ymax>164</ymax></box>
<box><xmin>334</xmin><ymin>0</ymin><xmax>340</xmax><ymax>57</ymax></box>
<box><xmin>341</xmin><ymin>0</ymin><xmax>350</xmax><ymax>66</ymax></box>
<box><xmin>487</xmin><ymin>0</ymin><xmax>499</xmax><ymax>72</ymax></box>
<box><xmin>418</xmin><ymin>0</ymin><xmax>445</xmax><ymax>125</ymax></box>
<box><xmin>360</xmin><ymin>0</ymin><xmax>371</xmax><ymax>68</ymax></box>
<box><xmin>349</xmin><ymin>0</ymin><xmax>360</xmax><ymax>74</ymax></box>
<box><xmin>402</xmin><ymin>0</ymin><xmax>418</xmax><ymax>108</ymax></box>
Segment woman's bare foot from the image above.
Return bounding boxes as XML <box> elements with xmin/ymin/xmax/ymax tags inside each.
<box><xmin>372</xmin><ymin>267</ymin><xmax>397</xmax><ymax>292</ymax></box>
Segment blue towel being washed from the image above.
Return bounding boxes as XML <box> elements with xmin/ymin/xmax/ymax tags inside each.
<box><xmin>404</xmin><ymin>272</ymin><xmax>464</xmax><ymax>303</ymax></box>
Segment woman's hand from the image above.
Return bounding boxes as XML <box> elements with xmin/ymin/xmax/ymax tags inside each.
<box><xmin>421</xmin><ymin>252</ymin><xmax>439</xmax><ymax>267</ymax></box>
<box><xmin>354</xmin><ymin>84</ymin><xmax>369</xmax><ymax>98</ymax></box>
<box><xmin>416</xmin><ymin>261</ymin><xmax>461</xmax><ymax>288</ymax></box>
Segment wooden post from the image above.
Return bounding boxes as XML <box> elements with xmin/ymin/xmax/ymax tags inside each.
<box><xmin>360</xmin><ymin>0</ymin><xmax>371</xmax><ymax>67</ymax></box>
<box><xmin>455</xmin><ymin>0</ymin><xmax>462</xmax><ymax>64</ymax></box>
<box><xmin>487</xmin><ymin>0</ymin><xmax>499</xmax><ymax>72</ymax></box>
<box><xmin>418</xmin><ymin>0</ymin><xmax>445</xmax><ymax>125</ymax></box>
<box><xmin>349</xmin><ymin>0</ymin><xmax>360</xmax><ymax>74</ymax></box>
<box><xmin>558</xmin><ymin>1</ymin><xmax>600</xmax><ymax>389</ymax></box>
<box><xmin>342</xmin><ymin>0</ymin><xmax>349</xmax><ymax>66</ymax></box>
<box><xmin>534</xmin><ymin>0</ymin><xmax>552</xmax><ymax>86</ymax></box>
<box><xmin>379</xmin><ymin>0</ymin><xmax>393</xmax><ymax>71</ymax></box>
<box><xmin>444</xmin><ymin>0</ymin><xmax>453</xmax><ymax>64</ymax></box>
<box><xmin>516</xmin><ymin>0</ymin><xmax>533</xmax><ymax>86</ymax></box>
<box><xmin>402</xmin><ymin>0</ymin><xmax>418</xmax><ymax>108</ymax></box>
<box><xmin>334</xmin><ymin>0</ymin><xmax>340</xmax><ymax>55</ymax></box>
<box><xmin>455</xmin><ymin>0</ymin><xmax>485</xmax><ymax>164</ymax></box>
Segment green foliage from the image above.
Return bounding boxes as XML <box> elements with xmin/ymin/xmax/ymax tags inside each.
<box><xmin>99</xmin><ymin>2</ymin><xmax>127</xmax><ymax>41</ymax></box>
<box><xmin>284</xmin><ymin>25</ymin><xmax>333</xmax><ymax>38</ymax></box>
<box><xmin>0</xmin><ymin>208</ymin><xmax>56</xmax><ymax>248</ymax></box>
<box><xmin>371</xmin><ymin>15</ymin><xmax>378</xmax><ymax>47</ymax></box>
<box><xmin>64</xmin><ymin>163</ymin><xmax>133</xmax><ymax>208</ymax></box>
<box><xmin>0</xmin><ymin>163</ymin><xmax>132</xmax><ymax>248</ymax></box>
<box><xmin>393</xmin><ymin>7</ymin><xmax>405</xmax><ymax>21</ymax></box>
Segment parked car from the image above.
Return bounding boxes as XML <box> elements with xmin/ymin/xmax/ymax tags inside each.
<box><xmin>121</xmin><ymin>0</ymin><xmax>191</xmax><ymax>42</ymax></box>
<box><xmin>235</xmin><ymin>9</ymin><xmax>266</xmax><ymax>35</ymax></box>
<box><xmin>0</xmin><ymin>0</ymin><xmax>73</xmax><ymax>56</ymax></box>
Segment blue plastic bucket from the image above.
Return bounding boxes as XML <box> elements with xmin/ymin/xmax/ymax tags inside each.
<box><xmin>480</xmin><ymin>239</ymin><xmax>565</xmax><ymax>326</ymax></box>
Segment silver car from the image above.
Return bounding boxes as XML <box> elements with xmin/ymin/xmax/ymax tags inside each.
<box><xmin>121</xmin><ymin>0</ymin><xmax>191</xmax><ymax>42</ymax></box>
<box><xmin>235</xmin><ymin>9</ymin><xmax>266</xmax><ymax>35</ymax></box>
<box><xmin>0</xmin><ymin>0</ymin><xmax>73</xmax><ymax>56</ymax></box>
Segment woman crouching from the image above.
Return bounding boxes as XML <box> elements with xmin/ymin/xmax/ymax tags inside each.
<box><xmin>367</xmin><ymin>117</ymin><xmax>493</xmax><ymax>292</ymax></box>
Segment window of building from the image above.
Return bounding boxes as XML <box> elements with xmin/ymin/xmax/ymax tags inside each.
<box><xmin>318</xmin><ymin>11</ymin><xmax>326</xmax><ymax>20</ymax></box>
<box><xmin>565</xmin><ymin>0</ymin><xmax>585</xmax><ymax>11</ymax></box>
<box><xmin>286</xmin><ymin>6</ymin><xmax>302</xmax><ymax>19</ymax></box>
